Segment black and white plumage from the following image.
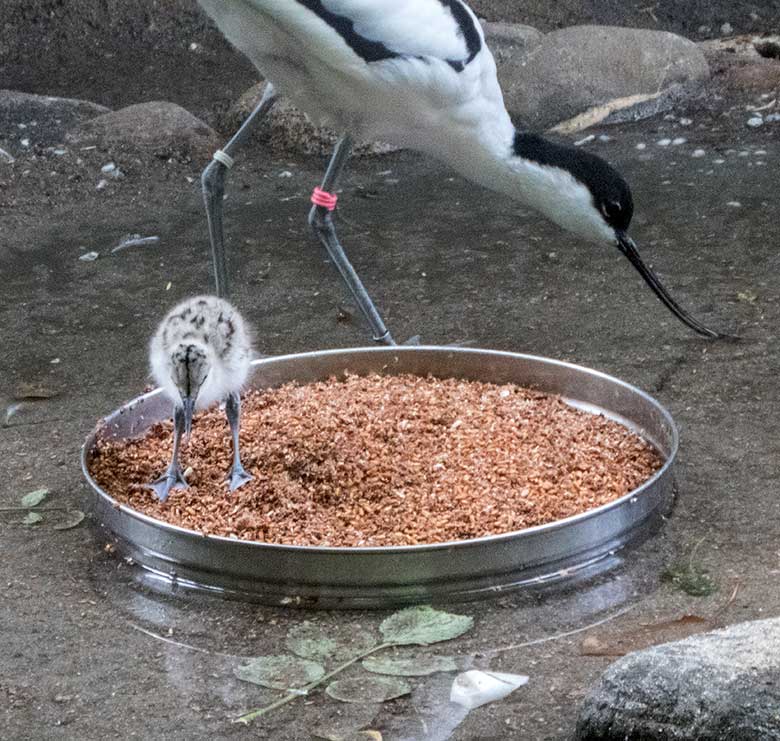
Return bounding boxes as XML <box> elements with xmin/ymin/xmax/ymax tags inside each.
<box><xmin>198</xmin><ymin>0</ymin><xmax>722</xmax><ymax>339</ymax></box>
<box><xmin>148</xmin><ymin>295</ymin><xmax>253</xmax><ymax>502</ymax></box>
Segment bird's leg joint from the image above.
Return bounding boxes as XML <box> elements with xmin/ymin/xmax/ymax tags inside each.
<box><xmin>308</xmin><ymin>203</ymin><xmax>333</xmax><ymax>232</ymax></box>
<box><xmin>201</xmin><ymin>158</ymin><xmax>227</xmax><ymax>200</ymax></box>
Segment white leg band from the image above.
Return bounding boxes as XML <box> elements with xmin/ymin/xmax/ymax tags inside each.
<box><xmin>213</xmin><ymin>149</ymin><xmax>235</xmax><ymax>169</ymax></box>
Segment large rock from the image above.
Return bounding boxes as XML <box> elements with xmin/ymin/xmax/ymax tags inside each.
<box><xmin>507</xmin><ymin>26</ymin><xmax>710</xmax><ymax>130</ymax></box>
<box><xmin>482</xmin><ymin>22</ymin><xmax>544</xmax><ymax>117</ymax></box>
<box><xmin>0</xmin><ymin>90</ymin><xmax>109</xmax><ymax>147</ymax></box>
<box><xmin>576</xmin><ymin>618</ymin><xmax>780</xmax><ymax>740</ymax></box>
<box><xmin>70</xmin><ymin>102</ymin><xmax>220</xmax><ymax>162</ymax></box>
<box><xmin>223</xmin><ymin>82</ymin><xmax>397</xmax><ymax>157</ymax></box>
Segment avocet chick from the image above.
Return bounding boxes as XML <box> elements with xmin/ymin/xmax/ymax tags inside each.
<box><xmin>148</xmin><ymin>295</ymin><xmax>253</xmax><ymax>502</ymax></box>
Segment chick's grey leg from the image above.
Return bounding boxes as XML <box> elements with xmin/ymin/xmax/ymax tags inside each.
<box><xmin>147</xmin><ymin>405</ymin><xmax>188</xmax><ymax>502</ymax></box>
<box><xmin>225</xmin><ymin>392</ymin><xmax>253</xmax><ymax>492</ymax></box>
<box><xmin>308</xmin><ymin>134</ymin><xmax>396</xmax><ymax>346</ymax></box>
<box><xmin>202</xmin><ymin>83</ymin><xmax>278</xmax><ymax>299</ymax></box>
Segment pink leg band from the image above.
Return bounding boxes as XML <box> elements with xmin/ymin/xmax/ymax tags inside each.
<box><xmin>311</xmin><ymin>186</ymin><xmax>338</xmax><ymax>211</ymax></box>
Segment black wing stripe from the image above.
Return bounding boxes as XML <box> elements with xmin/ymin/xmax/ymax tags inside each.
<box><xmin>294</xmin><ymin>0</ymin><xmax>401</xmax><ymax>63</ymax></box>
<box><xmin>293</xmin><ymin>0</ymin><xmax>481</xmax><ymax>71</ymax></box>
<box><xmin>439</xmin><ymin>0</ymin><xmax>482</xmax><ymax>71</ymax></box>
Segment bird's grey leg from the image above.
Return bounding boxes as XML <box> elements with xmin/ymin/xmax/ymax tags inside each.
<box><xmin>202</xmin><ymin>83</ymin><xmax>278</xmax><ymax>299</ymax></box>
<box><xmin>309</xmin><ymin>134</ymin><xmax>396</xmax><ymax>346</ymax></box>
<box><xmin>147</xmin><ymin>405</ymin><xmax>188</xmax><ymax>502</ymax></box>
<box><xmin>225</xmin><ymin>391</ymin><xmax>253</xmax><ymax>492</ymax></box>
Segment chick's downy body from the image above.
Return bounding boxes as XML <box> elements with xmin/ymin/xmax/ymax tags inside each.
<box><xmin>146</xmin><ymin>295</ymin><xmax>254</xmax><ymax>502</ymax></box>
<box><xmin>150</xmin><ymin>295</ymin><xmax>252</xmax><ymax>410</ymax></box>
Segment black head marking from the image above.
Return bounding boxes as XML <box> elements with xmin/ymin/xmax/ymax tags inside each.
<box><xmin>513</xmin><ymin>132</ymin><xmax>634</xmax><ymax>232</ymax></box>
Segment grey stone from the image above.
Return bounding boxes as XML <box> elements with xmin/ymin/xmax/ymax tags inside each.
<box><xmin>576</xmin><ymin>618</ymin><xmax>780</xmax><ymax>741</ymax></box>
<box><xmin>0</xmin><ymin>90</ymin><xmax>109</xmax><ymax>147</ymax></box>
<box><xmin>506</xmin><ymin>26</ymin><xmax>710</xmax><ymax>131</ymax></box>
<box><xmin>69</xmin><ymin>101</ymin><xmax>220</xmax><ymax>162</ymax></box>
<box><xmin>482</xmin><ymin>22</ymin><xmax>544</xmax><ymax>119</ymax></box>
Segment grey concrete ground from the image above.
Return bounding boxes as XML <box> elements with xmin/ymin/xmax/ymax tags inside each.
<box><xmin>3</xmin><ymin>109</ymin><xmax>780</xmax><ymax>740</ymax></box>
<box><xmin>2</xmin><ymin>6</ymin><xmax>780</xmax><ymax>741</ymax></box>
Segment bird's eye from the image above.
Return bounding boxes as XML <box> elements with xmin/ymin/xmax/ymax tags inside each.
<box><xmin>601</xmin><ymin>200</ymin><xmax>622</xmax><ymax>220</ymax></box>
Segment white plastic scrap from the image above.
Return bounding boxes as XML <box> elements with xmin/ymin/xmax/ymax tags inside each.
<box><xmin>574</xmin><ymin>134</ymin><xmax>595</xmax><ymax>147</ymax></box>
<box><xmin>450</xmin><ymin>670</ymin><xmax>529</xmax><ymax>710</ymax></box>
<box><xmin>4</xmin><ymin>402</ymin><xmax>22</xmax><ymax>427</ymax></box>
<box><xmin>79</xmin><ymin>251</ymin><xmax>100</xmax><ymax>262</ymax></box>
<box><xmin>111</xmin><ymin>234</ymin><xmax>161</xmax><ymax>254</ymax></box>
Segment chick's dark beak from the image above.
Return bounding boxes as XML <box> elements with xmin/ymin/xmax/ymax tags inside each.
<box><xmin>615</xmin><ymin>231</ymin><xmax>724</xmax><ymax>339</ymax></box>
<box><xmin>181</xmin><ymin>396</ymin><xmax>196</xmax><ymax>439</ymax></box>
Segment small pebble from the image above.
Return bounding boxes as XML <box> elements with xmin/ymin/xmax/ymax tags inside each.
<box><xmin>96</xmin><ymin>179</ymin><xmax>109</xmax><ymax>190</ymax></box>
<box><xmin>278</xmin><ymin>170</ymin><xmax>293</xmax><ymax>178</ymax></box>
<box><xmin>598</xmin><ymin>135</ymin><xmax>612</xmax><ymax>142</ymax></box>
<box><xmin>678</xmin><ymin>118</ymin><xmax>693</xmax><ymax>126</ymax></box>
<box><xmin>713</xmin><ymin>159</ymin><xmax>725</xmax><ymax>164</ymax></box>
<box><xmin>721</xmin><ymin>22</ymin><xmax>734</xmax><ymax>35</ymax></box>
<box><xmin>20</xmin><ymin>138</ymin><xmax>30</xmax><ymax>148</ymax></box>
<box><xmin>79</xmin><ymin>251</ymin><xmax>100</xmax><ymax>262</ymax></box>
<box><xmin>672</xmin><ymin>137</ymin><xmax>687</xmax><ymax>146</ymax></box>
<box><xmin>727</xmin><ymin>201</ymin><xmax>742</xmax><ymax>208</ymax></box>
<box><xmin>635</xmin><ymin>142</ymin><xmax>647</xmax><ymax>150</ymax></box>
<box><xmin>657</xmin><ymin>138</ymin><xmax>672</xmax><ymax>147</ymax></box>
<box><xmin>101</xmin><ymin>162</ymin><xmax>117</xmax><ymax>174</ymax></box>
<box><xmin>766</xmin><ymin>113</ymin><xmax>780</xmax><ymax>123</ymax></box>
<box><xmin>747</xmin><ymin>117</ymin><xmax>764</xmax><ymax>128</ymax></box>
<box><xmin>692</xmin><ymin>149</ymin><xmax>706</xmax><ymax>158</ymax></box>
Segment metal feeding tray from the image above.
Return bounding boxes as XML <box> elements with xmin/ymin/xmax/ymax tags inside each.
<box><xmin>82</xmin><ymin>347</ymin><xmax>677</xmax><ymax>609</ymax></box>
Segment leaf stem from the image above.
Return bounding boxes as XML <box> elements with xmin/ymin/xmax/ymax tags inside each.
<box><xmin>0</xmin><ymin>507</ymin><xmax>70</xmax><ymax>514</ymax></box>
<box><xmin>234</xmin><ymin>642</ymin><xmax>394</xmax><ymax>725</ymax></box>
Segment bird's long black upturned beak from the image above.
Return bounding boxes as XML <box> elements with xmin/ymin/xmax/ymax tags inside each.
<box><xmin>182</xmin><ymin>396</ymin><xmax>196</xmax><ymax>439</ymax></box>
<box><xmin>615</xmin><ymin>232</ymin><xmax>725</xmax><ymax>339</ymax></box>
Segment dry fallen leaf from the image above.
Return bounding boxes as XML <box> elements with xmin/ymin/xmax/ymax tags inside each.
<box><xmin>581</xmin><ymin>615</ymin><xmax>711</xmax><ymax>657</ymax></box>
<box><xmin>14</xmin><ymin>383</ymin><xmax>60</xmax><ymax>401</ymax></box>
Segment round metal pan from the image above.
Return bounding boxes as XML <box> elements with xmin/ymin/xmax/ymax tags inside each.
<box><xmin>82</xmin><ymin>347</ymin><xmax>677</xmax><ymax>609</ymax></box>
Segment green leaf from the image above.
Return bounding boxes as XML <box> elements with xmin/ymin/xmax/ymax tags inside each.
<box><xmin>362</xmin><ymin>654</ymin><xmax>458</xmax><ymax>677</ymax></box>
<box><xmin>53</xmin><ymin>510</ymin><xmax>86</xmax><ymax>531</ymax></box>
<box><xmin>380</xmin><ymin>606</ymin><xmax>473</xmax><ymax>646</ymax></box>
<box><xmin>234</xmin><ymin>655</ymin><xmax>325</xmax><ymax>691</ymax></box>
<box><xmin>22</xmin><ymin>512</ymin><xmax>44</xmax><ymax>526</ymax></box>
<box><xmin>325</xmin><ymin>676</ymin><xmax>411</xmax><ymax>704</ymax></box>
<box><xmin>286</xmin><ymin>621</ymin><xmax>377</xmax><ymax>664</ymax></box>
<box><xmin>21</xmin><ymin>489</ymin><xmax>49</xmax><ymax>508</ymax></box>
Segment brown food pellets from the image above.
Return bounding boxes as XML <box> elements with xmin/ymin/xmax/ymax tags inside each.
<box><xmin>88</xmin><ymin>374</ymin><xmax>663</xmax><ymax>547</ymax></box>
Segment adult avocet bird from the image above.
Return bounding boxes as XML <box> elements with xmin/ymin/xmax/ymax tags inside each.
<box><xmin>148</xmin><ymin>295</ymin><xmax>253</xmax><ymax>502</ymax></box>
<box><xmin>198</xmin><ymin>0</ymin><xmax>723</xmax><ymax>342</ymax></box>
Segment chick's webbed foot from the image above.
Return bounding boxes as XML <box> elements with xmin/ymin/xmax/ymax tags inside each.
<box><xmin>228</xmin><ymin>462</ymin><xmax>253</xmax><ymax>492</ymax></box>
<box><xmin>147</xmin><ymin>466</ymin><xmax>188</xmax><ymax>503</ymax></box>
